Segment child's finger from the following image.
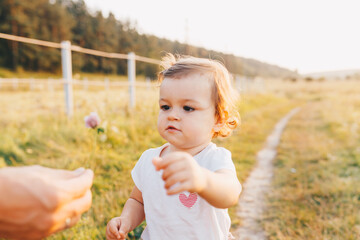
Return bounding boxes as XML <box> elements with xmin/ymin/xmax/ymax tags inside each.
<box><xmin>161</xmin><ymin>161</ymin><xmax>186</xmax><ymax>180</ymax></box>
<box><xmin>107</xmin><ymin>220</ymin><xmax>121</xmax><ymax>239</ymax></box>
<box><xmin>119</xmin><ymin>231</ymin><xmax>127</xmax><ymax>239</ymax></box>
<box><xmin>105</xmin><ymin>226</ymin><xmax>118</xmax><ymax>240</ymax></box>
<box><xmin>164</xmin><ymin>171</ymin><xmax>187</xmax><ymax>189</ymax></box>
<box><xmin>153</xmin><ymin>153</ymin><xmax>182</xmax><ymax>170</ymax></box>
<box><xmin>167</xmin><ymin>181</ymin><xmax>191</xmax><ymax>195</ymax></box>
<box><xmin>152</xmin><ymin>157</ymin><xmax>165</xmax><ymax>170</ymax></box>
<box><xmin>106</xmin><ymin>229</ymin><xmax>119</xmax><ymax>240</ymax></box>
<box><xmin>118</xmin><ymin>222</ymin><xmax>130</xmax><ymax>239</ymax></box>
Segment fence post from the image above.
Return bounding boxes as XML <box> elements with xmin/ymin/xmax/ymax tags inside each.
<box><xmin>146</xmin><ymin>77</ymin><xmax>151</xmax><ymax>90</ymax></box>
<box><xmin>83</xmin><ymin>77</ymin><xmax>88</xmax><ymax>91</ymax></box>
<box><xmin>61</xmin><ymin>41</ymin><xmax>73</xmax><ymax>117</ymax></box>
<box><xmin>128</xmin><ymin>52</ymin><xmax>136</xmax><ymax>108</ymax></box>
<box><xmin>105</xmin><ymin>77</ymin><xmax>109</xmax><ymax>91</ymax></box>
<box><xmin>30</xmin><ymin>78</ymin><xmax>35</xmax><ymax>91</ymax></box>
<box><xmin>12</xmin><ymin>78</ymin><xmax>18</xmax><ymax>90</ymax></box>
<box><xmin>47</xmin><ymin>78</ymin><xmax>53</xmax><ymax>92</ymax></box>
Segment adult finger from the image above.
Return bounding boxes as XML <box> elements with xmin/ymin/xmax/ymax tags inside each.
<box><xmin>57</xmin><ymin>169</ymin><xmax>94</xmax><ymax>202</ymax></box>
<box><xmin>48</xmin><ymin>189</ymin><xmax>92</xmax><ymax>234</ymax></box>
<box><xmin>0</xmin><ymin>221</ymin><xmax>33</xmax><ymax>234</ymax></box>
<box><xmin>0</xmin><ymin>215</ymin><xmax>77</xmax><ymax>240</ymax></box>
<box><xmin>50</xmin><ymin>167</ymin><xmax>91</xmax><ymax>180</ymax></box>
<box><xmin>30</xmin><ymin>165</ymin><xmax>79</xmax><ymax>179</ymax></box>
<box><xmin>58</xmin><ymin>215</ymin><xmax>81</xmax><ymax>233</ymax></box>
<box><xmin>0</xmin><ymin>229</ymin><xmax>47</xmax><ymax>240</ymax></box>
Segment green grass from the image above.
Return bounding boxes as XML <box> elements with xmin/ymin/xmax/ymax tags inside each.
<box><xmin>0</xmin><ymin>82</ymin><xmax>299</xmax><ymax>239</ymax></box>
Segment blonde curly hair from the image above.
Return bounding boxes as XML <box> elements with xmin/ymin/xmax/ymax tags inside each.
<box><xmin>158</xmin><ymin>53</ymin><xmax>240</xmax><ymax>138</ymax></box>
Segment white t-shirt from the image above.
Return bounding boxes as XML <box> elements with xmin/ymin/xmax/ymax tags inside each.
<box><xmin>131</xmin><ymin>142</ymin><xmax>236</xmax><ymax>240</ymax></box>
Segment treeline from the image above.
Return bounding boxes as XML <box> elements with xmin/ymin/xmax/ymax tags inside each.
<box><xmin>0</xmin><ymin>0</ymin><xmax>297</xmax><ymax>78</ymax></box>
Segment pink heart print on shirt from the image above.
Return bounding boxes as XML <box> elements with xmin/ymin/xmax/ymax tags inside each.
<box><xmin>179</xmin><ymin>192</ymin><xmax>198</xmax><ymax>208</ymax></box>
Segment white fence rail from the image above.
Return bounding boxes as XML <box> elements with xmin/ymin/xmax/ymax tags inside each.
<box><xmin>0</xmin><ymin>78</ymin><xmax>156</xmax><ymax>90</ymax></box>
<box><xmin>0</xmin><ymin>76</ymin><xmax>263</xmax><ymax>93</ymax></box>
<box><xmin>0</xmin><ymin>32</ymin><xmax>161</xmax><ymax>117</ymax></box>
<box><xmin>0</xmin><ymin>32</ymin><xmax>265</xmax><ymax>117</ymax></box>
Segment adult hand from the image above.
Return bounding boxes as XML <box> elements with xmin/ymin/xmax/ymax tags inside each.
<box><xmin>0</xmin><ymin>165</ymin><xmax>94</xmax><ymax>240</ymax></box>
<box><xmin>153</xmin><ymin>151</ymin><xmax>207</xmax><ymax>195</ymax></box>
<box><xmin>106</xmin><ymin>217</ymin><xmax>131</xmax><ymax>240</ymax></box>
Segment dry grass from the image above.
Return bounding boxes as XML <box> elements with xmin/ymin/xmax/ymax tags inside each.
<box><xmin>263</xmin><ymin>80</ymin><xmax>360</xmax><ymax>239</ymax></box>
<box><xmin>2</xmin><ymin>79</ymin><xmax>358</xmax><ymax>239</ymax></box>
<box><xmin>0</xmin><ymin>81</ymin><xmax>298</xmax><ymax>239</ymax></box>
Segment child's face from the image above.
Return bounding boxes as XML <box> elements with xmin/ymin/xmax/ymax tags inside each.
<box><xmin>158</xmin><ymin>73</ymin><xmax>218</xmax><ymax>150</ymax></box>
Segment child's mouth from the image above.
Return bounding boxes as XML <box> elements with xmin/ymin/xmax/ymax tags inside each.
<box><xmin>166</xmin><ymin>126</ymin><xmax>180</xmax><ymax>131</ymax></box>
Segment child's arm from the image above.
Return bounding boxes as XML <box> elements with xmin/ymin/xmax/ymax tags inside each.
<box><xmin>106</xmin><ymin>186</ymin><xmax>145</xmax><ymax>240</ymax></box>
<box><xmin>196</xmin><ymin>168</ymin><xmax>241</xmax><ymax>208</ymax></box>
<box><xmin>153</xmin><ymin>152</ymin><xmax>241</xmax><ymax>209</ymax></box>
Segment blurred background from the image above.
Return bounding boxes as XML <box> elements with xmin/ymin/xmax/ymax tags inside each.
<box><xmin>0</xmin><ymin>0</ymin><xmax>359</xmax><ymax>239</ymax></box>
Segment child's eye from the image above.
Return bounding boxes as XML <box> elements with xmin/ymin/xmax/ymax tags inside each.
<box><xmin>183</xmin><ymin>106</ymin><xmax>195</xmax><ymax>112</ymax></box>
<box><xmin>160</xmin><ymin>105</ymin><xmax>170</xmax><ymax>111</ymax></box>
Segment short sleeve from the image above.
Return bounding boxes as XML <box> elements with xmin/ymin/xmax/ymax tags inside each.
<box><xmin>131</xmin><ymin>149</ymin><xmax>151</xmax><ymax>192</ymax></box>
<box><xmin>206</xmin><ymin>147</ymin><xmax>236</xmax><ymax>173</ymax></box>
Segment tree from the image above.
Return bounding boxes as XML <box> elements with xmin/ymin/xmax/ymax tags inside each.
<box><xmin>0</xmin><ymin>0</ymin><xmax>298</xmax><ymax>79</ymax></box>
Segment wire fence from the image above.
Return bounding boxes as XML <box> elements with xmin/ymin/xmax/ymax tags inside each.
<box><xmin>0</xmin><ymin>77</ymin><xmax>156</xmax><ymax>91</ymax></box>
<box><xmin>0</xmin><ymin>76</ymin><xmax>264</xmax><ymax>92</ymax></box>
<box><xmin>0</xmin><ymin>32</ymin><xmax>162</xmax><ymax>117</ymax></box>
<box><xmin>0</xmin><ymin>33</ymin><xmax>160</xmax><ymax>65</ymax></box>
<box><xmin>0</xmin><ymin>32</ymin><xmax>265</xmax><ymax>117</ymax></box>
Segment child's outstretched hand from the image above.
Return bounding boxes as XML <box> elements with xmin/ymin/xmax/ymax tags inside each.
<box><xmin>153</xmin><ymin>152</ymin><xmax>207</xmax><ymax>195</ymax></box>
<box><xmin>106</xmin><ymin>217</ymin><xmax>130</xmax><ymax>240</ymax></box>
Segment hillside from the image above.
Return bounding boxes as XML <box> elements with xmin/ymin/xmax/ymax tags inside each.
<box><xmin>240</xmin><ymin>56</ymin><xmax>297</xmax><ymax>78</ymax></box>
<box><xmin>0</xmin><ymin>0</ymin><xmax>297</xmax><ymax>79</ymax></box>
<box><xmin>303</xmin><ymin>69</ymin><xmax>360</xmax><ymax>80</ymax></box>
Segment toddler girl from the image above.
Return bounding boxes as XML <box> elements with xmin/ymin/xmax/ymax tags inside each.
<box><xmin>106</xmin><ymin>53</ymin><xmax>241</xmax><ymax>240</ymax></box>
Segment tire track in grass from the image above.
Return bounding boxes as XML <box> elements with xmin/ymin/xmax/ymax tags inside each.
<box><xmin>234</xmin><ymin>107</ymin><xmax>300</xmax><ymax>240</ymax></box>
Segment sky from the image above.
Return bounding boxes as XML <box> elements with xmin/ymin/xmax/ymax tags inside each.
<box><xmin>84</xmin><ymin>0</ymin><xmax>360</xmax><ymax>74</ymax></box>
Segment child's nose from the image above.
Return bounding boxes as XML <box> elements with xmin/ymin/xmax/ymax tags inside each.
<box><xmin>167</xmin><ymin>109</ymin><xmax>180</xmax><ymax>121</ymax></box>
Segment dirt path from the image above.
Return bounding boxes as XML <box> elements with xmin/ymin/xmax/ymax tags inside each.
<box><xmin>233</xmin><ymin>108</ymin><xmax>300</xmax><ymax>240</ymax></box>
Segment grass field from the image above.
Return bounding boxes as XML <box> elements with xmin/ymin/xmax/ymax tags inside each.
<box><xmin>263</xmin><ymin>80</ymin><xmax>360</xmax><ymax>239</ymax></box>
<box><xmin>1</xmin><ymin>79</ymin><xmax>358</xmax><ymax>239</ymax></box>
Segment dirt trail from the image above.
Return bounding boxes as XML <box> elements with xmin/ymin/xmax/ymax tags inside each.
<box><xmin>234</xmin><ymin>108</ymin><xmax>300</xmax><ymax>240</ymax></box>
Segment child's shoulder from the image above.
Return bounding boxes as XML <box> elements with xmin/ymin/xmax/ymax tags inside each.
<box><xmin>196</xmin><ymin>142</ymin><xmax>232</xmax><ymax>163</ymax></box>
<box><xmin>197</xmin><ymin>143</ymin><xmax>234</xmax><ymax>172</ymax></box>
<box><xmin>207</xmin><ymin>142</ymin><xmax>231</xmax><ymax>156</ymax></box>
